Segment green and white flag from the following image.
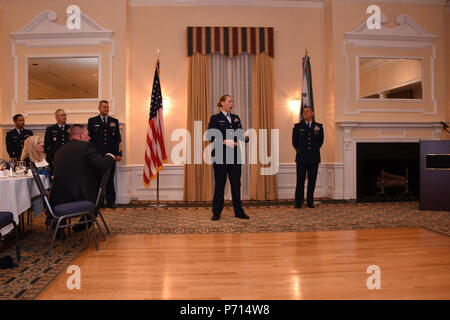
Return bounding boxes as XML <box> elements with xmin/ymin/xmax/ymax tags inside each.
<box><xmin>300</xmin><ymin>55</ymin><xmax>314</xmax><ymax>121</ymax></box>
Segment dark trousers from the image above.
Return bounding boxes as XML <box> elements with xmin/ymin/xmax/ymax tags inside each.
<box><xmin>105</xmin><ymin>163</ymin><xmax>116</xmax><ymax>206</ymax></box>
<box><xmin>212</xmin><ymin>163</ymin><xmax>244</xmax><ymax>216</ymax></box>
<box><xmin>295</xmin><ymin>162</ymin><xmax>319</xmax><ymax>206</ymax></box>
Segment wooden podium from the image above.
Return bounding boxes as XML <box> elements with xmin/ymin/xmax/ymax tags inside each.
<box><xmin>420</xmin><ymin>140</ymin><xmax>450</xmax><ymax>211</ymax></box>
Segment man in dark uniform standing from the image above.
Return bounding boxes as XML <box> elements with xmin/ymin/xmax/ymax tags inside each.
<box><xmin>44</xmin><ymin>108</ymin><xmax>70</xmax><ymax>172</ymax></box>
<box><xmin>6</xmin><ymin>114</ymin><xmax>33</xmax><ymax>160</ymax></box>
<box><xmin>87</xmin><ymin>100</ymin><xmax>122</xmax><ymax>208</ymax></box>
<box><xmin>208</xmin><ymin>95</ymin><xmax>249</xmax><ymax>221</ymax></box>
<box><xmin>292</xmin><ymin>106</ymin><xmax>324</xmax><ymax>208</ymax></box>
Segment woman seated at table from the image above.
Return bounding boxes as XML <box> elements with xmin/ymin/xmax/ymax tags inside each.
<box><xmin>21</xmin><ymin>136</ymin><xmax>52</xmax><ymax>180</ymax></box>
<box><xmin>21</xmin><ymin>135</ymin><xmax>53</xmax><ymax>221</ymax></box>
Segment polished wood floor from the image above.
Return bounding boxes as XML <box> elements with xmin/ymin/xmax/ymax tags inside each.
<box><xmin>38</xmin><ymin>228</ymin><xmax>450</xmax><ymax>300</ymax></box>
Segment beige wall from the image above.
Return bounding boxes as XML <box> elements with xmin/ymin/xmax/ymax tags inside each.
<box><xmin>1</xmin><ymin>0</ymin><xmax>448</xmax><ymax>166</ymax></box>
<box><xmin>327</xmin><ymin>1</ymin><xmax>448</xmax><ymax>160</ymax></box>
<box><xmin>0</xmin><ymin>0</ymin><xmax>128</xmax><ymax>157</ymax></box>
<box><xmin>323</xmin><ymin>0</ymin><xmax>336</xmax><ymax>163</ymax></box>
<box><xmin>128</xmin><ymin>5</ymin><xmax>326</xmax><ymax>165</ymax></box>
<box><xmin>446</xmin><ymin>8</ymin><xmax>450</xmax><ymax>124</ymax></box>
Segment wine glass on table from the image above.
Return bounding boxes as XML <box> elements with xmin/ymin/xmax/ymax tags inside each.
<box><xmin>0</xmin><ymin>159</ymin><xmax>6</xmax><ymax>176</ymax></box>
<box><xmin>9</xmin><ymin>158</ymin><xmax>17</xmax><ymax>175</ymax></box>
<box><xmin>15</xmin><ymin>161</ymin><xmax>26</xmax><ymax>176</ymax></box>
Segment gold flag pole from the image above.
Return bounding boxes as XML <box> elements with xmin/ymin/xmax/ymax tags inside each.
<box><xmin>149</xmin><ymin>48</ymin><xmax>166</xmax><ymax>208</ymax></box>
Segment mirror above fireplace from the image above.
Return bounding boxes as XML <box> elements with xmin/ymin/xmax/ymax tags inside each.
<box><xmin>358</xmin><ymin>57</ymin><xmax>423</xmax><ymax>100</ymax></box>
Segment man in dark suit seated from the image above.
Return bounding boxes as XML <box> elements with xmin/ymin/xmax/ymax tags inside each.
<box><xmin>6</xmin><ymin>114</ymin><xmax>33</xmax><ymax>160</ymax></box>
<box><xmin>49</xmin><ymin>124</ymin><xmax>116</xmax><ymax>234</ymax></box>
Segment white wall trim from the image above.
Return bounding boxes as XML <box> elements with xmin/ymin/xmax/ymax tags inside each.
<box><xmin>113</xmin><ymin>162</ymin><xmax>345</xmax><ymax>203</ymax></box>
<box><xmin>130</xmin><ymin>0</ymin><xmax>323</xmax><ymax>8</ymax></box>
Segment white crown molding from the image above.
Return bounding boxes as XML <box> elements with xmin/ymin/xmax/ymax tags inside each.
<box><xmin>10</xmin><ymin>10</ymin><xmax>113</xmax><ymax>41</ymax></box>
<box><xmin>130</xmin><ymin>0</ymin><xmax>323</xmax><ymax>8</ymax></box>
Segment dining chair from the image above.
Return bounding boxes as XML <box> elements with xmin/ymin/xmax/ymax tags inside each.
<box><xmin>94</xmin><ymin>165</ymin><xmax>113</xmax><ymax>237</ymax></box>
<box><xmin>0</xmin><ymin>211</ymin><xmax>20</xmax><ymax>262</ymax></box>
<box><xmin>30</xmin><ymin>163</ymin><xmax>98</xmax><ymax>255</ymax></box>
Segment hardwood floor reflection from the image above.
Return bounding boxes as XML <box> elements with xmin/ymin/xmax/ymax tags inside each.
<box><xmin>37</xmin><ymin>228</ymin><xmax>450</xmax><ymax>299</ymax></box>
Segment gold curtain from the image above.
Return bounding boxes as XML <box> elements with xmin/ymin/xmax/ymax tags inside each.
<box><xmin>250</xmin><ymin>53</ymin><xmax>278</xmax><ymax>200</ymax></box>
<box><xmin>183</xmin><ymin>53</ymin><xmax>212</xmax><ymax>201</ymax></box>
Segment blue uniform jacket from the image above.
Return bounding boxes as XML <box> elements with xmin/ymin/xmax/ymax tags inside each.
<box><xmin>87</xmin><ymin>115</ymin><xmax>122</xmax><ymax>156</ymax></box>
<box><xmin>207</xmin><ymin>112</ymin><xmax>246</xmax><ymax>164</ymax></box>
<box><xmin>44</xmin><ymin>123</ymin><xmax>71</xmax><ymax>165</ymax></box>
<box><xmin>6</xmin><ymin>128</ymin><xmax>33</xmax><ymax>159</ymax></box>
<box><xmin>292</xmin><ymin>120</ymin><xmax>324</xmax><ymax>164</ymax></box>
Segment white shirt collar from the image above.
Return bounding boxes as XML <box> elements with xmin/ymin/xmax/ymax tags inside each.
<box><xmin>221</xmin><ymin>111</ymin><xmax>230</xmax><ymax>117</ymax></box>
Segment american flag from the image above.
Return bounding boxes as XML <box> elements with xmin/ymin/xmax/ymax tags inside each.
<box><xmin>143</xmin><ymin>59</ymin><xmax>167</xmax><ymax>186</ymax></box>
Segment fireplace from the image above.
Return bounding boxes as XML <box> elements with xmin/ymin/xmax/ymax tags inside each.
<box><xmin>357</xmin><ymin>142</ymin><xmax>420</xmax><ymax>201</ymax></box>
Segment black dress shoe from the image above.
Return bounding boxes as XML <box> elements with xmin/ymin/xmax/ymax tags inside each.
<box><xmin>295</xmin><ymin>204</ymin><xmax>302</xmax><ymax>209</ymax></box>
<box><xmin>307</xmin><ymin>204</ymin><xmax>315</xmax><ymax>208</ymax></box>
<box><xmin>235</xmin><ymin>213</ymin><xmax>250</xmax><ymax>219</ymax></box>
<box><xmin>107</xmin><ymin>204</ymin><xmax>116</xmax><ymax>209</ymax></box>
<box><xmin>211</xmin><ymin>214</ymin><xmax>220</xmax><ymax>221</ymax></box>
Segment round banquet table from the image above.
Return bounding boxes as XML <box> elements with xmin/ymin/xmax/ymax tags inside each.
<box><xmin>0</xmin><ymin>173</ymin><xmax>50</xmax><ymax>236</ymax></box>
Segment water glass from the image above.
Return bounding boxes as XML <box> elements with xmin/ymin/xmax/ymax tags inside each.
<box><xmin>16</xmin><ymin>161</ymin><xmax>26</xmax><ymax>175</ymax></box>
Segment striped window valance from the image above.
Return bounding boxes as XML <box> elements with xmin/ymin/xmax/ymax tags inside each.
<box><xmin>186</xmin><ymin>27</ymin><xmax>274</xmax><ymax>58</ymax></box>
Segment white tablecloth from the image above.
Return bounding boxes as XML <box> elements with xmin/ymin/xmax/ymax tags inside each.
<box><xmin>0</xmin><ymin>173</ymin><xmax>50</xmax><ymax>236</ymax></box>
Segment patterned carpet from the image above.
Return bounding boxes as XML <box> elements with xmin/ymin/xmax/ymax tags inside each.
<box><xmin>0</xmin><ymin>201</ymin><xmax>448</xmax><ymax>300</ymax></box>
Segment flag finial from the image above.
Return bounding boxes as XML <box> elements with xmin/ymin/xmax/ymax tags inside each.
<box><xmin>154</xmin><ymin>48</ymin><xmax>160</xmax><ymax>59</ymax></box>
<box><xmin>305</xmin><ymin>48</ymin><xmax>309</xmax><ymax>56</ymax></box>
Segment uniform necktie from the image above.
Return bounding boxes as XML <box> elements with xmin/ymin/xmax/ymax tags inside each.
<box><xmin>103</xmin><ymin>118</ymin><xmax>106</xmax><ymax>125</ymax></box>
<box><xmin>226</xmin><ymin>113</ymin><xmax>231</xmax><ymax>123</ymax></box>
